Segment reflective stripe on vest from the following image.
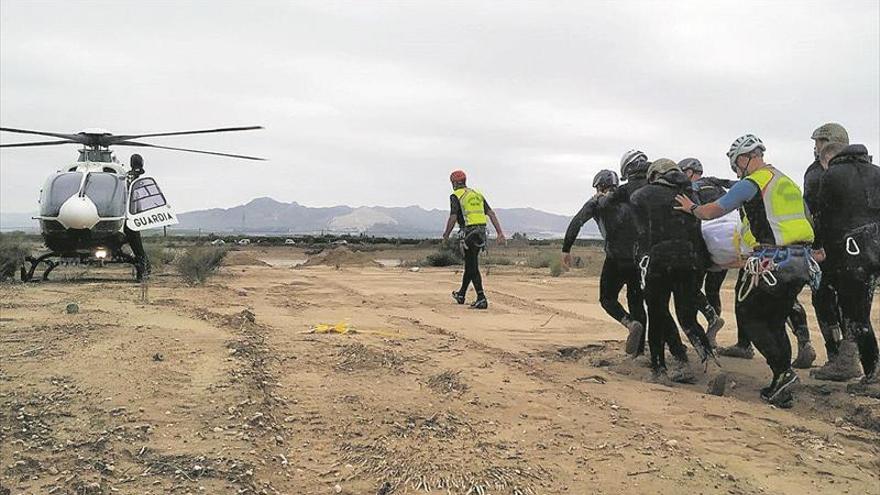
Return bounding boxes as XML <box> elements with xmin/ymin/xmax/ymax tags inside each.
<box><xmin>740</xmin><ymin>166</ymin><xmax>814</xmax><ymax>248</ymax></box>
<box><xmin>453</xmin><ymin>188</ymin><xmax>488</xmax><ymax>226</ymax></box>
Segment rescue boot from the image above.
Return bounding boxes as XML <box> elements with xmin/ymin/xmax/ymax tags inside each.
<box><xmin>621</xmin><ymin>317</ymin><xmax>645</xmax><ymax>357</ymax></box>
<box><xmin>760</xmin><ymin>368</ymin><xmax>798</xmax><ymax>409</ymax></box>
<box><xmin>717</xmin><ymin>344</ymin><xmax>754</xmax><ymax>359</ymax></box>
<box><xmin>451</xmin><ymin>291</ymin><xmax>466</xmax><ymax>305</ymax></box>
<box><xmin>649</xmin><ymin>367</ymin><xmax>672</xmax><ymax>385</ymax></box>
<box><xmin>791</xmin><ymin>341</ymin><xmax>817</xmax><ymax>369</ymax></box>
<box><xmin>846</xmin><ymin>369</ymin><xmax>880</xmax><ymax>398</ymax></box>
<box><xmin>470</xmin><ymin>296</ymin><xmax>488</xmax><ymax>310</ymax></box>
<box><xmin>810</xmin><ymin>340</ymin><xmax>862</xmax><ymax>382</ymax></box>
<box><xmin>701</xmin><ymin>304</ymin><xmax>725</xmax><ymax>348</ymax></box>
<box><xmin>669</xmin><ymin>356</ymin><xmax>697</xmax><ymax>384</ymax></box>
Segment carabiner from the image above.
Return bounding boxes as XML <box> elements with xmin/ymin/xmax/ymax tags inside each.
<box><xmin>846</xmin><ymin>237</ymin><xmax>861</xmax><ymax>256</ymax></box>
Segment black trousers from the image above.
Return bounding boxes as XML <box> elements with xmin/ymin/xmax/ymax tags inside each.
<box><xmin>599</xmin><ymin>258</ymin><xmax>647</xmax><ymax>326</ymax></box>
<box><xmin>703</xmin><ymin>270</ymin><xmax>728</xmax><ymax>315</ymax></box>
<box><xmin>734</xmin><ymin>269</ymin><xmax>805</xmax><ymax>378</ymax></box>
<box><xmin>811</xmin><ymin>263</ymin><xmax>842</xmax><ymax>357</ymax></box>
<box><xmin>829</xmin><ymin>269</ymin><xmax>879</xmax><ymax>376</ymax></box>
<box><xmin>124</xmin><ymin>226</ymin><xmax>147</xmax><ymax>262</ymax></box>
<box><xmin>733</xmin><ymin>299</ymin><xmax>809</xmax><ymax>346</ymax></box>
<box><xmin>458</xmin><ymin>234</ymin><xmax>484</xmax><ymax>296</ymax></box>
<box><xmin>644</xmin><ymin>269</ymin><xmax>705</xmax><ymax>370</ymax></box>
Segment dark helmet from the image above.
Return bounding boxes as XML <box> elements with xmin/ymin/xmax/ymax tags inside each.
<box><xmin>620</xmin><ymin>149</ymin><xmax>648</xmax><ymax>178</ymax></box>
<box><xmin>592</xmin><ymin>169</ymin><xmax>620</xmax><ymax>189</ymax></box>
<box><xmin>130</xmin><ymin>153</ymin><xmax>144</xmax><ymax>171</ymax></box>
<box><xmin>677</xmin><ymin>157</ymin><xmax>703</xmax><ymax>174</ymax></box>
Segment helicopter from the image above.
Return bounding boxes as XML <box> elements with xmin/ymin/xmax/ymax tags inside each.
<box><xmin>0</xmin><ymin>125</ymin><xmax>264</xmax><ymax>281</ymax></box>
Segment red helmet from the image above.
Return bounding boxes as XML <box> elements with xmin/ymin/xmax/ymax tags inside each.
<box><xmin>450</xmin><ymin>169</ymin><xmax>467</xmax><ymax>183</ymax></box>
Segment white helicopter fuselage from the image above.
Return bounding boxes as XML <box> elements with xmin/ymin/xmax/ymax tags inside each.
<box><xmin>37</xmin><ymin>160</ymin><xmax>177</xmax><ymax>255</ymax></box>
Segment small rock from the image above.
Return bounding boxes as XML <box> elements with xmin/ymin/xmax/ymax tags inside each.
<box><xmin>707</xmin><ymin>373</ymin><xmax>729</xmax><ymax>396</ymax></box>
<box><xmin>334</xmin><ymin>484</ymin><xmax>342</xmax><ymax>494</ymax></box>
<box><xmin>66</xmin><ymin>303</ymin><xmax>79</xmax><ymax>314</ymax></box>
<box><xmin>212</xmin><ymin>427</ymin><xmax>223</xmax><ymax>433</ymax></box>
<box><xmin>410</xmin><ymin>267</ymin><xmax>420</xmax><ymax>272</ymax></box>
<box><xmin>152</xmin><ymin>353</ymin><xmax>164</xmax><ymax>362</ymax></box>
<box><xmin>610</xmin><ymin>404</ymin><xmax>620</xmax><ymax>410</ymax></box>
<box><xmin>665</xmin><ymin>439</ymin><xmax>679</xmax><ymax>448</ymax></box>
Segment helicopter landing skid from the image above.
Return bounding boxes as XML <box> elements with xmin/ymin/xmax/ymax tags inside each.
<box><xmin>20</xmin><ymin>252</ymin><xmax>141</xmax><ymax>282</ymax></box>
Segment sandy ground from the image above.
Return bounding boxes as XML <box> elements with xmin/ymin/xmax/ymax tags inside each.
<box><xmin>1</xmin><ymin>247</ymin><xmax>879</xmax><ymax>495</ymax></box>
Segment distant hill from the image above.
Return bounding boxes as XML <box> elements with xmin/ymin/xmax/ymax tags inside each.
<box><xmin>175</xmin><ymin>197</ymin><xmax>601</xmax><ymax>239</ymax></box>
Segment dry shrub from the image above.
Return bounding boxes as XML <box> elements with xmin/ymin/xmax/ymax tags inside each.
<box><xmin>176</xmin><ymin>246</ymin><xmax>227</xmax><ymax>284</ymax></box>
<box><xmin>0</xmin><ymin>233</ymin><xmax>29</xmax><ymax>282</ymax></box>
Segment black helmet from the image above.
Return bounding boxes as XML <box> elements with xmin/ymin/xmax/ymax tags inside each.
<box><xmin>620</xmin><ymin>149</ymin><xmax>648</xmax><ymax>178</ymax></box>
<box><xmin>677</xmin><ymin>157</ymin><xmax>703</xmax><ymax>174</ymax></box>
<box><xmin>592</xmin><ymin>169</ymin><xmax>620</xmax><ymax>189</ymax></box>
<box><xmin>130</xmin><ymin>153</ymin><xmax>144</xmax><ymax>171</ymax></box>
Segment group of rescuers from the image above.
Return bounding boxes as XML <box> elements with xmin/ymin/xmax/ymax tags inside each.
<box><xmin>442</xmin><ymin>124</ymin><xmax>879</xmax><ymax>408</ymax></box>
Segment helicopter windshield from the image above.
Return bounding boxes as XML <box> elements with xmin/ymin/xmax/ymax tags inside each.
<box><xmin>129</xmin><ymin>177</ymin><xmax>168</xmax><ymax>213</ymax></box>
<box><xmin>40</xmin><ymin>172</ymin><xmax>83</xmax><ymax>217</ymax></box>
<box><xmin>83</xmin><ymin>173</ymin><xmax>126</xmax><ymax>217</ymax></box>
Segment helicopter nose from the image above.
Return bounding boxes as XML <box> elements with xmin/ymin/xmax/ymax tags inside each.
<box><xmin>58</xmin><ymin>196</ymin><xmax>100</xmax><ymax>230</ymax></box>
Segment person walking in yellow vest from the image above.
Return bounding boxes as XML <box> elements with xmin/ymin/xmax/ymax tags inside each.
<box><xmin>442</xmin><ymin>170</ymin><xmax>505</xmax><ymax>309</ymax></box>
<box><xmin>674</xmin><ymin>134</ymin><xmax>819</xmax><ymax>408</ymax></box>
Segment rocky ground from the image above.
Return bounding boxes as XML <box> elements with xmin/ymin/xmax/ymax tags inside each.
<box><xmin>1</xmin><ymin>247</ymin><xmax>878</xmax><ymax>494</ymax></box>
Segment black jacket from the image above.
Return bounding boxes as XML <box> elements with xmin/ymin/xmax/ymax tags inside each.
<box><xmin>803</xmin><ymin>158</ymin><xmax>824</xmax><ymax>216</ymax></box>
<box><xmin>630</xmin><ymin>171</ymin><xmax>707</xmax><ymax>270</ymax></box>
<box><xmin>565</xmin><ymin>173</ymin><xmax>648</xmax><ymax>261</ymax></box>
<box><xmin>562</xmin><ymin>191</ymin><xmax>639</xmax><ymax>260</ymax></box>
<box><xmin>815</xmin><ymin>145</ymin><xmax>880</xmax><ymax>254</ymax></box>
<box><xmin>692</xmin><ymin>176</ymin><xmax>736</xmax><ymax>204</ymax></box>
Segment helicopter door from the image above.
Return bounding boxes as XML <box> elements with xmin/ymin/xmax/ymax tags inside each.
<box><xmin>126</xmin><ymin>177</ymin><xmax>179</xmax><ymax>231</ymax></box>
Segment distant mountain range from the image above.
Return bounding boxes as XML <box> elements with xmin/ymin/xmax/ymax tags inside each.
<box><xmin>1</xmin><ymin>197</ymin><xmax>601</xmax><ymax>239</ymax></box>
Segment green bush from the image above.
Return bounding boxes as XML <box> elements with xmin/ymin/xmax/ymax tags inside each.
<box><xmin>422</xmin><ymin>239</ymin><xmax>462</xmax><ymax>267</ymax></box>
<box><xmin>549</xmin><ymin>257</ymin><xmax>564</xmax><ymax>277</ymax></box>
<box><xmin>145</xmin><ymin>243</ymin><xmax>176</xmax><ymax>267</ymax></box>
<box><xmin>484</xmin><ymin>255</ymin><xmax>513</xmax><ymax>266</ymax></box>
<box><xmin>176</xmin><ymin>246</ymin><xmax>227</xmax><ymax>284</ymax></box>
<box><xmin>527</xmin><ymin>252</ymin><xmax>553</xmax><ymax>268</ymax></box>
<box><xmin>0</xmin><ymin>233</ymin><xmax>29</xmax><ymax>282</ymax></box>
<box><xmin>425</xmin><ymin>250</ymin><xmax>461</xmax><ymax>267</ymax></box>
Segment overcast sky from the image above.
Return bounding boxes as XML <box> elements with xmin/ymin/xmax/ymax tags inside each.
<box><xmin>1</xmin><ymin>0</ymin><xmax>878</xmax><ymax>216</ymax></box>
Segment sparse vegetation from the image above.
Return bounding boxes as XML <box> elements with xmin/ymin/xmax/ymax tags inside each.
<box><xmin>0</xmin><ymin>233</ymin><xmax>29</xmax><ymax>281</ymax></box>
<box><xmin>483</xmin><ymin>255</ymin><xmax>513</xmax><ymax>266</ymax></box>
<box><xmin>527</xmin><ymin>252</ymin><xmax>553</xmax><ymax>268</ymax></box>
<box><xmin>549</xmin><ymin>257</ymin><xmax>564</xmax><ymax>277</ymax></box>
<box><xmin>176</xmin><ymin>246</ymin><xmax>228</xmax><ymax>284</ymax></box>
<box><xmin>423</xmin><ymin>240</ymin><xmax>462</xmax><ymax>267</ymax></box>
<box><xmin>144</xmin><ymin>242</ymin><xmax>177</xmax><ymax>268</ymax></box>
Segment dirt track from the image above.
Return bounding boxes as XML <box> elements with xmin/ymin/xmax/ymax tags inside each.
<box><xmin>1</xmin><ymin>249</ymin><xmax>879</xmax><ymax>495</ymax></box>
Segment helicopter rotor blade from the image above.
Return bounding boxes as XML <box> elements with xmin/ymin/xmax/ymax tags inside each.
<box><xmin>114</xmin><ymin>140</ymin><xmax>266</xmax><ymax>161</ymax></box>
<box><xmin>0</xmin><ymin>127</ymin><xmax>85</xmax><ymax>142</ymax></box>
<box><xmin>0</xmin><ymin>139</ymin><xmax>80</xmax><ymax>148</ymax></box>
<box><xmin>109</xmin><ymin>126</ymin><xmax>263</xmax><ymax>143</ymax></box>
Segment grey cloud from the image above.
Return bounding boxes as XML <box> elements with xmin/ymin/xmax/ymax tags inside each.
<box><xmin>2</xmin><ymin>0</ymin><xmax>877</xmax><ymax>218</ymax></box>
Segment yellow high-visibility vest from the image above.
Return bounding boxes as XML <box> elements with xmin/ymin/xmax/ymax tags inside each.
<box><xmin>740</xmin><ymin>165</ymin><xmax>814</xmax><ymax>248</ymax></box>
<box><xmin>453</xmin><ymin>188</ymin><xmax>488</xmax><ymax>226</ymax></box>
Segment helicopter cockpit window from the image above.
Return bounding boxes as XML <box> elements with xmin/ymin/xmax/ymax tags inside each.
<box><xmin>84</xmin><ymin>173</ymin><xmax>126</xmax><ymax>217</ymax></box>
<box><xmin>40</xmin><ymin>172</ymin><xmax>83</xmax><ymax>217</ymax></box>
<box><xmin>129</xmin><ymin>178</ymin><xmax>167</xmax><ymax>214</ymax></box>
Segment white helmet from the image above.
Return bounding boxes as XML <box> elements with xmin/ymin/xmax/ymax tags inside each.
<box><xmin>619</xmin><ymin>149</ymin><xmax>648</xmax><ymax>177</ymax></box>
<box><xmin>726</xmin><ymin>134</ymin><xmax>766</xmax><ymax>167</ymax></box>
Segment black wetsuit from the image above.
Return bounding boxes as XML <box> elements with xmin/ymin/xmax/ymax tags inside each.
<box><xmin>450</xmin><ymin>193</ymin><xmax>492</xmax><ymax>299</ymax></box>
<box><xmin>563</xmin><ymin>189</ymin><xmax>646</xmax><ymax>336</ymax></box>
<box><xmin>815</xmin><ymin>145</ymin><xmax>880</xmax><ymax>376</ymax></box>
<box><xmin>804</xmin><ymin>158</ymin><xmax>843</xmax><ymax>358</ymax></box>
<box><xmin>631</xmin><ymin>171</ymin><xmax>713</xmax><ymax>371</ymax></box>
<box><xmin>692</xmin><ymin>176</ymin><xmax>737</xmax><ymax>318</ymax></box>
